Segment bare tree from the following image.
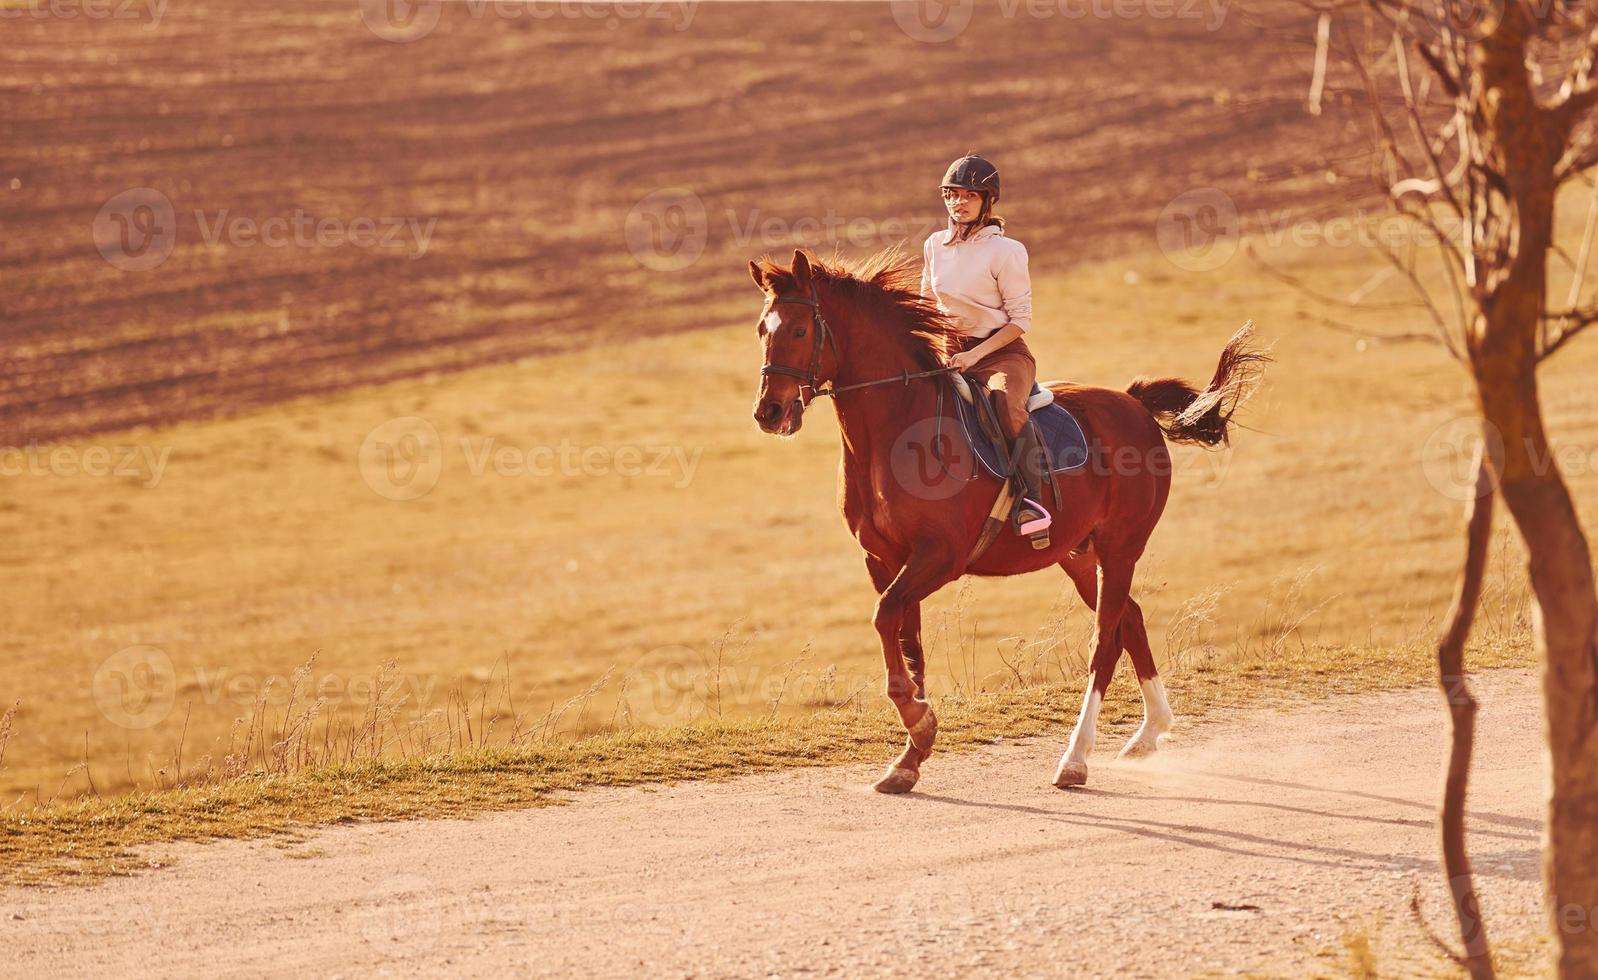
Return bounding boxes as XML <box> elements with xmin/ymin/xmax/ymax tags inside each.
<box><xmin>1292</xmin><ymin>0</ymin><xmax>1598</xmax><ymax>974</ymax></box>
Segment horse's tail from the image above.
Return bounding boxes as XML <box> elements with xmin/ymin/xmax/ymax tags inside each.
<box><xmin>1126</xmin><ymin>322</ymin><xmax>1267</xmax><ymax>448</ymax></box>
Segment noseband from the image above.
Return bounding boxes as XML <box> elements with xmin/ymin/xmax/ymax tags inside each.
<box><xmin>759</xmin><ymin>291</ymin><xmax>956</xmax><ymax>401</ymax></box>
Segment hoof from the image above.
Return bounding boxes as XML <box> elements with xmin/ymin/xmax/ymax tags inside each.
<box><xmin>1117</xmin><ymin>733</ymin><xmax>1163</xmax><ymax>759</ymax></box>
<box><xmin>1053</xmin><ymin>759</ymin><xmax>1088</xmax><ymax>789</ymax></box>
<box><xmin>873</xmin><ymin>766</ymin><xmax>920</xmax><ymax>795</ymax></box>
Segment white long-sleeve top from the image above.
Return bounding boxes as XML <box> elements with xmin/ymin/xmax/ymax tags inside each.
<box><xmin>919</xmin><ymin>223</ymin><xmax>1033</xmax><ymax>339</ymax></box>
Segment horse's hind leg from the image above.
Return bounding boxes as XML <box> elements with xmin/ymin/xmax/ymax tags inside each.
<box><xmin>1117</xmin><ymin>598</ymin><xmax>1174</xmax><ymax>758</ymax></box>
<box><xmin>1054</xmin><ymin>557</ymin><xmax>1132</xmax><ymax>788</ymax></box>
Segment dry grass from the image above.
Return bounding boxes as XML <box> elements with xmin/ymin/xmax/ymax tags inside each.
<box><xmin>1340</xmin><ymin>917</ymin><xmax>1381</xmax><ymax>979</ymax></box>
<box><xmin>1321</xmin><ymin>908</ymin><xmax>1558</xmax><ymax>979</ymax></box>
<box><xmin>0</xmin><ymin>624</ymin><xmax>1537</xmax><ymax>887</ymax></box>
<box><xmin>1</xmin><ymin>174</ymin><xmax>1595</xmax><ymax>904</ymax></box>
<box><xmin>3</xmin><ymin>193</ymin><xmax>1594</xmax><ymax>807</ymax></box>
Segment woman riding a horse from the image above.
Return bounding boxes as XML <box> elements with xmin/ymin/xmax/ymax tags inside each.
<box><xmin>923</xmin><ymin>154</ymin><xmax>1053</xmax><ymax>543</ymax></box>
<box><xmin>749</xmin><ymin>160</ymin><xmax>1263</xmax><ymax>795</ymax></box>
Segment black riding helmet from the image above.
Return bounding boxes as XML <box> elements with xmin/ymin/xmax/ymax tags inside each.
<box><xmin>940</xmin><ymin>154</ymin><xmax>1001</xmax><ymax>203</ymax></box>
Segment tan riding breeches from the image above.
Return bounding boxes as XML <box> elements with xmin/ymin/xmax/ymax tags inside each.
<box><xmin>963</xmin><ymin>335</ymin><xmax>1037</xmax><ymax>440</ymax></box>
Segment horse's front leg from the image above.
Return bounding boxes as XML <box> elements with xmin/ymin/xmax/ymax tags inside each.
<box><xmin>868</xmin><ymin>549</ymin><xmax>950</xmax><ymax>794</ymax></box>
<box><xmin>901</xmin><ymin>601</ymin><xmax>927</xmax><ymax>701</ymax></box>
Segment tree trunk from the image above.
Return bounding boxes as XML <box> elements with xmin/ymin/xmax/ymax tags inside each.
<box><xmin>1475</xmin><ymin>22</ymin><xmax>1598</xmax><ymax>974</ymax></box>
<box><xmin>1484</xmin><ymin>357</ymin><xmax>1598</xmax><ymax>975</ymax></box>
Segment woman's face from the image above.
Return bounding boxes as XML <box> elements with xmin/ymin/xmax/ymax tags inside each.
<box><xmin>942</xmin><ymin>187</ymin><xmax>981</xmax><ymax>224</ymax></box>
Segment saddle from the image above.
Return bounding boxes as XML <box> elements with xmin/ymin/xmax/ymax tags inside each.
<box><xmin>938</xmin><ymin>373</ymin><xmax>1090</xmax><ymax>563</ymax></box>
<box><xmin>951</xmin><ymin>372</ymin><xmax>1058</xmax><ymax>415</ymax></box>
<box><xmin>947</xmin><ymin>374</ymin><xmax>1089</xmax><ymax>480</ymax></box>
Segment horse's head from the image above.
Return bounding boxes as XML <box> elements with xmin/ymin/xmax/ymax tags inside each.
<box><xmin>749</xmin><ymin>250</ymin><xmax>836</xmax><ymax>437</ymax></box>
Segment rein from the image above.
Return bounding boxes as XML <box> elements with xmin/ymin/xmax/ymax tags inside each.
<box><xmin>760</xmin><ymin>292</ymin><xmax>955</xmax><ymax>400</ymax></box>
<box><xmin>759</xmin><ymin>287</ymin><xmax>1007</xmax><ymax>565</ymax></box>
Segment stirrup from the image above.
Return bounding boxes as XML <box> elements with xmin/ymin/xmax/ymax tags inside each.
<box><xmin>1016</xmin><ymin>498</ymin><xmax>1051</xmax><ymax>534</ymax></box>
<box><xmin>1014</xmin><ymin>497</ymin><xmax>1052</xmax><ymax>549</ymax></box>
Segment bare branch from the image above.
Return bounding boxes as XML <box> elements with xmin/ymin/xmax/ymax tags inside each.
<box><xmin>1556</xmin><ymin>136</ymin><xmax>1598</xmax><ymax>183</ymax></box>
<box><xmin>1547</xmin><ymin>23</ymin><xmax>1598</xmax><ymax>125</ymax></box>
<box><xmin>1341</xmin><ymin>23</ymin><xmax>1426</xmax><ymax>191</ymax></box>
<box><xmin>1563</xmin><ymin>175</ymin><xmax>1598</xmax><ymax>312</ymax></box>
<box><xmin>1537</xmin><ymin>176</ymin><xmax>1598</xmax><ymax>360</ymax></box>
<box><xmin>1539</xmin><ymin>310</ymin><xmax>1598</xmax><ymax>360</ymax></box>
<box><xmin>1243</xmin><ymin>241</ymin><xmax>1432</xmax><ymax>311</ymax></box>
<box><xmin>1374</xmin><ymin>240</ymin><xmax>1467</xmax><ymax>358</ymax></box>
<box><xmin>1306</xmin><ymin>310</ymin><xmax>1450</xmax><ymax>346</ymax></box>
<box><xmin>1430</xmin><ymin>212</ymin><xmax>1473</xmax><ymax>340</ymax></box>
<box><xmin>1391</xmin><ymin>187</ymin><xmax>1469</xmax><ymax>271</ymax></box>
<box><xmin>1411</xmin><ymin>886</ymin><xmax>1471</xmax><ymax>971</ymax></box>
<box><xmin>1309</xmin><ymin>13</ymin><xmax>1333</xmax><ymax>116</ymax></box>
<box><xmin>1395</xmin><ymin>33</ymin><xmax>1468</xmax><ymax>219</ymax></box>
<box><xmin>1434</xmin><ymin>446</ymin><xmax>1496</xmax><ymax>980</ymax></box>
<box><xmin>1414</xmin><ymin>40</ymin><xmax>1464</xmax><ymax>99</ymax></box>
<box><xmin>1346</xmin><ymin>264</ymin><xmax>1399</xmax><ymax>303</ymax></box>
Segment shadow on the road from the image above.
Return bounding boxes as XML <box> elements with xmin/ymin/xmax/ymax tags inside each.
<box><xmin>904</xmin><ymin>787</ymin><xmax>1540</xmax><ymax>883</ymax></box>
<box><xmin>1133</xmin><ymin>793</ymin><xmax>1534</xmax><ymax>846</ymax></box>
<box><xmin>911</xmin><ymin>788</ymin><xmax>1127</xmax><ymax>811</ymax></box>
<box><xmin>1043</xmin><ymin>810</ymin><xmax>1539</xmax><ymax>883</ymax></box>
<box><xmin>1183</xmin><ymin>771</ymin><xmax>1541</xmax><ymax>833</ymax></box>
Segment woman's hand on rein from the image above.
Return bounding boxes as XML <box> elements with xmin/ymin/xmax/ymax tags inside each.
<box><xmin>946</xmin><ymin>349</ymin><xmax>981</xmax><ymax>372</ymax></box>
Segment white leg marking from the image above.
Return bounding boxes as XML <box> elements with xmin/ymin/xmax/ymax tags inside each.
<box><xmin>1144</xmin><ymin>676</ymin><xmax>1174</xmax><ymax>730</ymax></box>
<box><xmin>1120</xmin><ymin>676</ymin><xmax>1174</xmax><ymax>757</ymax></box>
<box><xmin>1064</xmin><ymin>686</ymin><xmax>1102</xmax><ymax>765</ymax></box>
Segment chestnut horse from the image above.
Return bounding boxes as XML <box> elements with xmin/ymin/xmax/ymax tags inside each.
<box><xmin>750</xmin><ymin>248</ymin><xmax>1263</xmax><ymax>793</ymax></box>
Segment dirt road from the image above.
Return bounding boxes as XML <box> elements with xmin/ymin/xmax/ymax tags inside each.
<box><xmin>1</xmin><ymin>670</ymin><xmax>1547</xmax><ymax>978</ymax></box>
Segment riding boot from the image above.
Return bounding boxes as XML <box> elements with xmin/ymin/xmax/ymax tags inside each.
<box><xmin>1010</xmin><ymin>421</ymin><xmax>1053</xmax><ymax>550</ymax></box>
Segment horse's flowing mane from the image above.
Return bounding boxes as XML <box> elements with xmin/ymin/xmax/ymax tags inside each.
<box><xmin>752</xmin><ymin>247</ymin><xmax>961</xmax><ymax>371</ymax></box>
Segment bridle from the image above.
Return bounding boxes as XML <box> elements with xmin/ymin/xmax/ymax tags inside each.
<box><xmin>759</xmin><ymin>290</ymin><xmax>956</xmax><ymax>402</ymax></box>
<box><xmin>758</xmin><ymin>283</ymin><xmax>1001</xmax><ymax>562</ymax></box>
<box><xmin>758</xmin><ymin>293</ymin><xmax>836</xmax><ymax>402</ymax></box>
